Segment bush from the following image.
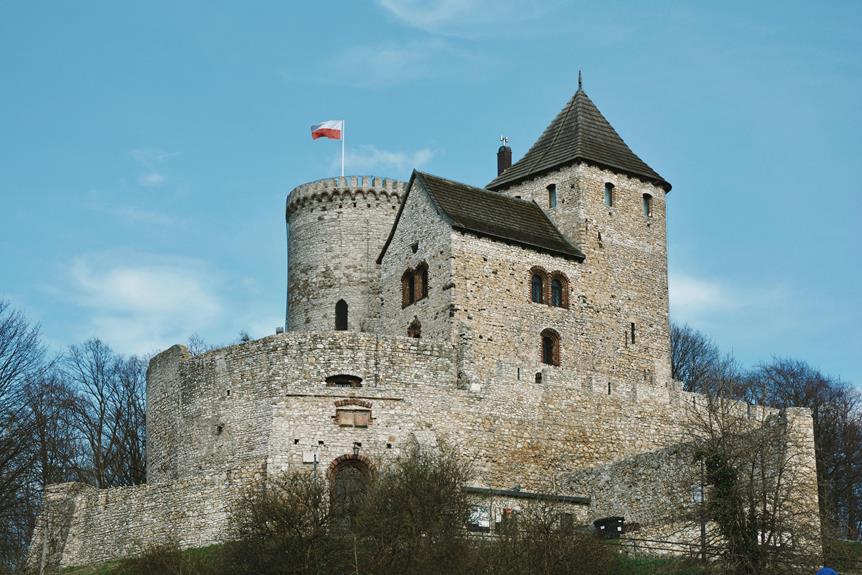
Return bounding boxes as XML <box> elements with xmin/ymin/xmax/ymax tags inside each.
<box><xmin>113</xmin><ymin>541</ymin><xmax>217</xmax><ymax>575</ymax></box>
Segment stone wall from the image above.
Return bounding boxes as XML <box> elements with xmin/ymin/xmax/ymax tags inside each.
<box><xmin>28</xmin><ymin>465</ymin><xmax>263</xmax><ymax>572</ymax></box>
<box><xmin>34</xmin><ymin>333</ymin><xmax>820</xmax><ymax>568</ymax></box>
<box><xmin>286</xmin><ymin>176</ymin><xmax>405</xmax><ymax>333</ymax></box>
<box><xmin>495</xmin><ymin>163</ymin><xmax>673</xmax><ymax>386</ymax></box>
<box><xmin>379</xmin><ymin>177</ymin><xmax>455</xmax><ymax>342</ymax></box>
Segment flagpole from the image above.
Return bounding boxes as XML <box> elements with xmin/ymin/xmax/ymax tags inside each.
<box><xmin>341</xmin><ymin>120</ymin><xmax>345</xmax><ymax>177</ymax></box>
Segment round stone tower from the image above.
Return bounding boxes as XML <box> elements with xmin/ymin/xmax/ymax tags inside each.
<box><xmin>286</xmin><ymin>175</ymin><xmax>406</xmax><ymax>333</ymax></box>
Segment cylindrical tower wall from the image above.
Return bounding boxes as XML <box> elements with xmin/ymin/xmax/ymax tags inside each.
<box><xmin>286</xmin><ymin>175</ymin><xmax>406</xmax><ymax>333</ymax></box>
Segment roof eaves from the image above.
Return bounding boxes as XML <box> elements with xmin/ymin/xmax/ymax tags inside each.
<box><xmin>451</xmin><ymin>225</ymin><xmax>585</xmax><ymax>262</ymax></box>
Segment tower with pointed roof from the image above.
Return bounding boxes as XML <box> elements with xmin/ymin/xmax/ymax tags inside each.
<box><xmin>486</xmin><ymin>84</ymin><xmax>674</xmax><ymax>386</ymax></box>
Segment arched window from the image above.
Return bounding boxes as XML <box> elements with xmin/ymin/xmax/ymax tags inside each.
<box><xmin>407</xmin><ymin>317</ymin><xmax>422</xmax><ymax>339</ymax></box>
<box><xmin>642</xmin><ymin>193</ymin><xmax>653</xmax><ymax>217</ymax></box>
<box><xmin>531</xmin><ymin>273</ymin><xmax>545</xmax><ymax>303</ymax></box>
<box><xmin>335</xmin><ymin>299</ymin><xmax>348</xmax><ymax>331</ymax></box>
<box><xmin>540</xmin><ymin>329</ymin><xmax>560</xmax><ymax>366</ymax></box>
<box><xmin>549</xmin><ymin>272</ymin><xmax>569</xmax><ymax>308</ymax></box>
<box><xmin>402</xmin><ymin>271</ymin><xmax>412</xmax><ymax>308</ymax></box>
<box><xmin>547</xmin><ymin>184</ymin><xmax>557</xmax><ymax>208</ymax></box>
<box><xmin>551</xmin><ymin>278</ymin><xmax>563</xmax><ymax>307</ymax></box>
<box><xmin>401</xmin><ymin>263</ymin><xmax>429</xmax><ymax>308</ymax></box>
<box><xmin>604</xmin><ymin>183</ymin><xmax>614</xmax><ymax>207</ymax></box>
<box><xmin>416</xmin><ymin>263</ymin><xmax>429</xmax><ymax>300</ymax></box>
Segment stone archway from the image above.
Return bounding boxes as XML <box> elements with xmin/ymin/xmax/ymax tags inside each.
<box><xmin>328</xmin><ymin>454</ymin><xmax>373</xmax><ymax>531</ymax></box>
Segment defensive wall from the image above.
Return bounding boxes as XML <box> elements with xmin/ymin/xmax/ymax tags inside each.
<box><xmin>29</xmin><ymin>331</ymin><xmax>820</xmax><ymax>568</ymax></box>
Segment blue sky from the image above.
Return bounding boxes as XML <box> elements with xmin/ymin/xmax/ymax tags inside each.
<box><xmin>1</xmin><ymin>1</ymin><xmax>859</xmax><ymax>384</ymax></box>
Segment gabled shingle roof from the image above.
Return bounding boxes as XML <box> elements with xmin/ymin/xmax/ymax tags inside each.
<box><xmin>487</xmin><ymin>89</ymin><xmax>670</xmax><ymax>191</ymax></box>
<box><xmin>377</xmin><ymin>171</ymin><xmax>584</xmax><ymax>263</ymax></box>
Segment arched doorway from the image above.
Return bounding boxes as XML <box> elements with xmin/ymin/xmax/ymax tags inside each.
<box><xmin>335</xmin><ymin>299</ymin><xmax>348</xmax><ymax>331</ymax></box>
<box><xmin>330</xmin><ymin>456</ymin><xmax>371</xmax><ymax>530</ymax></box>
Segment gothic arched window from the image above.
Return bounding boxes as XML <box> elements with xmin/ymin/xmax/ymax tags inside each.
<box><xmin>335</xmin><ymin>299</ymin><xmax>348</xmax><ymax>331</ymax></box>
<box><xmin>540</xmin><ymin>329</ymin><xmax>560</xmax><ymax>366</ymax></box>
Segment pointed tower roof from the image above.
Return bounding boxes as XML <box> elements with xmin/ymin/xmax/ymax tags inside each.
<box><xmin>487</xmin><ymin>87</ymin><xmax>671</xmax><ymax>191</ymax></box>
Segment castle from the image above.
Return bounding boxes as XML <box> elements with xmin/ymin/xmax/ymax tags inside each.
<box><xmin>29</xmin><ymin>84</ymin><xmax>820</xmax><ymax>568</ymax></box>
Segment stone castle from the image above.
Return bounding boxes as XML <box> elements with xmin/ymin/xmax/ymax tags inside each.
<box><xmin>29</xmin><ymin>84</ymin><xmax>821</xmax><ymax>569</ymax></box>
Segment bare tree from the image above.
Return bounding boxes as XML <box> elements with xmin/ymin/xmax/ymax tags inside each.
<box><xmin>755</xmin><ymin>358</ymin><xmax>862</xmax><ymax>542</ymax></box>
<box><xmin>678</xmin><ymin>372</ymin><xmax>822</xmax><ymax>575</ymax></box>
<box><xmin>63</xmin><ymin>339</ymin><xmax>147</xmax><ymax>488</ymax></box>
<box><xmin>0</xmin><ymin>301</ymin><xmax>46</xmax><ymax>571</ymax></box>
<box><xmin>671</xmin><ymin>322</ymin><xmax>723</xmax><ymax>393</ymax></box>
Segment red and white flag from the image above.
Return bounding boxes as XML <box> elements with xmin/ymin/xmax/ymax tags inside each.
<box><xmin>310</xmin><ymin>120</ymin><xmax>343</xmax><ymax>140</ymax></box>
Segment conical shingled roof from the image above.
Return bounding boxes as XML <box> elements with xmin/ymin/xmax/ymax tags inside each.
<box><xmin>487</xmin><ymin>89</ymin><xmax>670</xmax><ymax>191</ymax></box>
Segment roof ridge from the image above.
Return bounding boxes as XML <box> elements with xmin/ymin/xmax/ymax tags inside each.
<box><xmin>416</xmin><ymin>171</ymin><xmax>539</xmax><ymax>206</ymax></box>
<box><xmin>523</xmin><ymin>93</ymin><xmax>577</xmax><ymax>178</ymax></box>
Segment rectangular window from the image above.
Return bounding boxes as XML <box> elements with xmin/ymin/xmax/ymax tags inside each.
<box><xmin>630</xmin><ymin>322</ymin><xmax>636</xmax><ymax>344</ymax></box>
<box><xmin>547</xmin><ymin>184</ymin><xmax>557</xmax><ymax>208</ymax></box>
<box><xmin>467</xmin><ymin>506</ymin><xmax>491</xmax><ymax>533</ymax></box>
<box><xmin>604</xmin><ymin>183</ymin><xmax>614</xmax><ymax>207</ymax></box>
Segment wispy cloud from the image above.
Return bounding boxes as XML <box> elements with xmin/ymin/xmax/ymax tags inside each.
<box><xmin>130</xmin><ymin>148</ymin><xmax>178</xmax><ymax>188</ymax></box>
<box><xmin>338</xmin><ymin>145</ymin><xmax>435</xmax><ymax>173</ymax></box>
<box><xmin>137</xmin><ymin>172</ymin><xmax>165</xmax><ymax>188</ymax></box>
<box><xmin>104</xmin><ymin>205</ymin><xmax>176</xmax><ymax>226</ymax></box>
<box><xmin>669</xmin><ymin>272</ymin><xmax>729</xmax><ymax>321</ymax></box>
<box><xmin>68</xmin><ymin>253</ymin><xmax>223</xmax><ymax>355</ymax></box>
<box><xmin>375</xmin><ymin>0</ymin><xmax>554</xmax><ymax>38</ymax></box>
<box><xmin>282</xmin><ymin>39</ymin><xmax>479</xmax><ymax>87</ymax></box>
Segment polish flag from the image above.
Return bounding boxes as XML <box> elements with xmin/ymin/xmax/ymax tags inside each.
<box><xmin>311</xmin><ymin>120</ymin><xmax>343</xmax><ymax>140</ymax></box>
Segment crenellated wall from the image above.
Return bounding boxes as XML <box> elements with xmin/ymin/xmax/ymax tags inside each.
<box><xmin>286</xmin><ymin>176</ymin><xmax>406</xmax><ymax>334</ymax></box>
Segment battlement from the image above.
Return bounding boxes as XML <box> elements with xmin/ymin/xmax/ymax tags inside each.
<box><xmin>286</xmin><ymin>175</ymin><xmax>407</xmax><ymax>214</ymax></box>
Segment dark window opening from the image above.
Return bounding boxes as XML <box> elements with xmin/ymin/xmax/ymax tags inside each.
<box><xmin>326</xmin><ymin>374</ymin><xmax>363</xmax><ymax>388</ymax></box>
<box><xmin>642</xmin><ymin>193</ymin><xmax>653</xmax><ymax>217</ymax></box>
<box><xmin>401</xmin><ymin>263</ymin><xmax>429</xmax><ymax>308</ymax></box>
<box><xmin>407</xmin><ymin>317</ymin><xmax>422</xmax><ymax>339</ymax></box>
<box><xmin>531</xmin><ymin>273</ymin><xmax>544</xmax><ymax>303</ymax></box>
<box><xmin>335</xmin><ymin>299</ymin><xmax>348</xmax><ymax>331</ymax></box>
<box><xmin>547</xmin><ymin>184</ymin><xmax>557</xmax><ymax>208</ymax></box>
<box><xmin>411</xmin><ymin>241</ymin><xmax>419</xmax><ymax>253</ymax></box>
<box><xmin>535</xmin><ymin>372</ymin><xmax>542</xmax><ymax>384</ymax></box>
<box><xmin>541</xmin><ymin>329</ymin><xmax>560</xmax><ymax>366</ymax></box>
<box><xmin>608</xmin><ymin>382</ymin><xmax>612</xmax><ymax>395</ymax></box>
<box><xmin>604</xmin><ymin>183</ymin><xmax>614</xmax><ymax>207</ymax></box>
<box><xmin>630</xmin><ymin>322</ymin><xmax>636</xmax><ymax>344</ymax></box>
<box><xmin>551</xmin><ymin>279</ymin><xmax>563</xmax><ymax>307</ymax></box>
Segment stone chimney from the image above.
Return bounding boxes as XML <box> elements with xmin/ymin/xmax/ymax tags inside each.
<box><xmin>497</xmin><ymin>136</ymin><xmax>512</xmax><ymax>176</ymax></box>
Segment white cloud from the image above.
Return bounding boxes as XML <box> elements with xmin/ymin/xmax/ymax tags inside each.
<box><xmin>69</xmin><ymin>254</ymin><xmax>223</xmax><ymax>355</ymax></box>
<box><xmin>137</xmin><ymin>172</ymin><xmax>166</xmax><ymax>187</ymax></box>
<box><xmin>339</xmin><ymin>145</ymin><xmax>435</xmax><ymax>173</ymax></box>
<box><xmin>668</xmin><ymin>272</ymin><xmax>728</xmax><ymax>321</ymax></box>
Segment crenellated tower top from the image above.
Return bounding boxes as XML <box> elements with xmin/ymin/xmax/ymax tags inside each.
<box><xmin>286</xmin><ymin>175</ymin><xmax>407</xmax><ymax>215</ymax></box>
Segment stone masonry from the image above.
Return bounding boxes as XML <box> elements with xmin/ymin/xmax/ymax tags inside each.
<box><xmin>29</xmin><ymin>86</ymin><xmax>821</xmax><ymax>569</ymax></box>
